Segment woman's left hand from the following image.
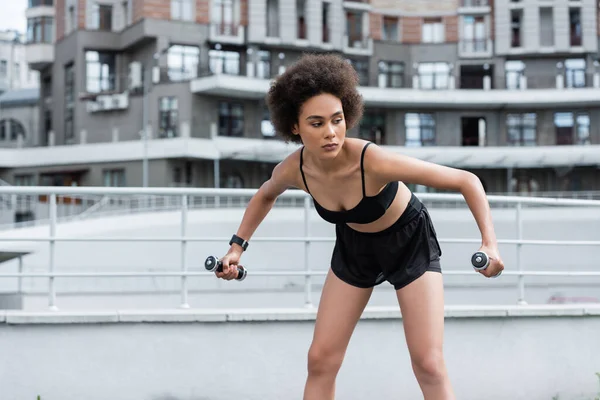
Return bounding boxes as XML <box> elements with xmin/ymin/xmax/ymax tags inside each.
<box><xmin>476</xmin><ymin>245</ymin><xmax>505</xmax><ymax>278</ymax></box>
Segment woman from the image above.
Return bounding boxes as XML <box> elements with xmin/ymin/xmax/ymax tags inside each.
<box><xmin>216</xmin><ymin>53</ymin><xmax>504</xmax><ymax>400</ymax></box>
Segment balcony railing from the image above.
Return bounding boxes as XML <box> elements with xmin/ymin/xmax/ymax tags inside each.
<box><xmin>461</xmin><ymin>0</ymin><xmax>488</xmax><ymax>6</ymax></box>
<box><xmin>460</xmin><ymin>38</ymin><xmax>489</xmax><ymax>53</ymax></box>
<box><xmin>0</xmin><ymin>186</ymin><xmax>599</xmax><ymax>310</ymax></box>
<box><xmin>212</xmin><ymin>22</ymin><xmax>239</xmax><ymax>36</ymax></box>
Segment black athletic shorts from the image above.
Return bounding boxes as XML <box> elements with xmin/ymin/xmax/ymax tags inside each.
<box><xmin>330</xmin><ymin>193</ymin><xmax>442</xmax><ymax>290</ymax></box>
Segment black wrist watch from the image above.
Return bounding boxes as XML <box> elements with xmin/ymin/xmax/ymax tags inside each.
<box><xmin>229</xmin><ymin>234</ymin><xmax>249</xmax><ymax>251</ymax></box>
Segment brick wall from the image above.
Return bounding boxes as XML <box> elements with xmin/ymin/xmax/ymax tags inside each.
<box><xmin>56</xmin><ymin>0</ymin><xmax>65</xmax><ymax>41</ymax></box>
<box><xmin>78</xmin><ymin>0</ymin><xmax>86</xmax><ymax>28</ymax></box>
<box><xmin>370</xmin><ymin>13</ymin><xmax>383</xmax><ymax>41</ymax></box>
<box><xmin>401</xmin><ymin>17</ymin><xmax>421</xmax><ymax>44</ymax></box>
<box><xmin>240</xmin><ymin>0</ymin><xmax>248</xmax><ymax>26</ymax></box>
<box><xmin>196</xmin><ymin>0</ymin><xmax>209</xmax><ymax>24</ymax></box>
<box><xmin>444</xmin><ymin>15</ymin><xmax>458</xmax><ymax>42</ymax></box>
<box><xmin>132</xmin><ymin>0</ymin><xmax>144</xmax><ymax>23</ymax></box>
<box><xmin>141</xmin><ymin>0</ymin><xmax>171</xmax><ymax>20</ymax></box>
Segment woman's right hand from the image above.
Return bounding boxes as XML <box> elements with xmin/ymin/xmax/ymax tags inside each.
<box><xmin>216</xmin><ymin>247</ymin><xmax>243</xmax><ymax>280</ymax></box>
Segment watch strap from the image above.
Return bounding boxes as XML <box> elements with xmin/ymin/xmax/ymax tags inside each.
<box><xmin>229</xmin><ymin>234</ymin><xmax>249</xmax><ymax>251</ymax></box>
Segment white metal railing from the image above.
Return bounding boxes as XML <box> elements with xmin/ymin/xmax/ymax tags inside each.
<box><xmin>0</xmin><ymin>186</ymin><xmax>599</xmax><ymax>311</ymax></box>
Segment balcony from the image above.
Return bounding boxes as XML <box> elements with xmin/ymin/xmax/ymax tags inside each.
<box><xmin>190</xmin><ymin>68</ymin><xmax>600</xmax><ymax>109</ymax></box>
<box><xmin>459</xmin><ymin>38</ymin><xmax>493</xmax><ymax>58</ymax></box>
<box><xmin>25</xmin><ymin>42</ymin><xmax>54</xmax><ymax>71</ymax></box>
<box><xmin>209</xmin><ymin>23</ymin><xmax>245</xmax><ymax>45</ymax></box>
<box><xmin>342</xmin><ymin>0</ymin><xmax>372</xmax><ymax>11</ymax></box>
<box><xmin>458</xmin><ymin>0</ymin><xmax>491</xmax><ymax>14</ymax></box>
<box><xmin>343</xmin><ymin>35</ymin><xmax>373</xmax><ymax>56</ymax></box>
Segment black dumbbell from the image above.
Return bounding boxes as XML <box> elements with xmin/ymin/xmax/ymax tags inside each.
<box><xmin>204</xmin><ymin>256</ymin><xmax>247</xmax><ymax>281</ymax></box>
<box><xmin>471</xmin><ymin>251</ymin><xmax>501</xmax><ymax>278</ymax></box>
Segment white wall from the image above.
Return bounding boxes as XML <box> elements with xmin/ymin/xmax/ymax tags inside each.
<box><xmin>0</xmin><ymin>309</ymin><xmax>599</xmax><ymax>400</ymax></box>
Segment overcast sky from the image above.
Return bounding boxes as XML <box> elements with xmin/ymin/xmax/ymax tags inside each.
<box><xmin>0</xmin><ymin>0</ymin><xmax>27</xmax><ymax>34</ymax></box>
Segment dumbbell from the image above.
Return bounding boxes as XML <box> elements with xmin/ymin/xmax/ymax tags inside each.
<box><xmin>471</xmin><ymin>251</ymin><xmax>502</xmax><ymax>278</ymax></box>
<box><xmin>204</xmin><ymin>255</ymin><xmax>247</xmax><ymax>281</ymax></box>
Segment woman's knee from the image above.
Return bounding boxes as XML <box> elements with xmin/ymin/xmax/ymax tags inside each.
<box><xmin>411</xmin><ymin>348</ymin><xmax>447</xmax><ymax>384</ymax></box>
<box><xmin>307</xmin><ymin>344</ymin><xmax>345</xmax><ymax>377</ymax></box>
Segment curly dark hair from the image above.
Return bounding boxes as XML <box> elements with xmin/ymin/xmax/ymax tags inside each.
<box><xmin>265</xmin><ymin>53</ymin><xmax>364</xmax><ymax>144</ymax></box>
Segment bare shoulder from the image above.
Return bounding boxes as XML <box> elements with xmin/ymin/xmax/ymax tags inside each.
<box><xmin>261</xmin><ymin>147</ymin><xmax>303</xmax><ymax>200</ymax></box>
<box><xmin>361</xmin><ymin>141</ymin><xmax>474</xmax><ymax>191</ymax></box>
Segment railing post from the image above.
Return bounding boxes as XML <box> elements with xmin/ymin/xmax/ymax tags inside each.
<box><xmin>49</xmin><ymin>193</ymin><xmax>58</xmax><ymax>311</ymax></box>
<box><xmin>304</xmin><ymin>196</ymin><xmax>312</xmax><ymax>308</ymax></box>
<box><xmin>516</xmin><ymin>202</ymin><xmax>527</xmax><ymax>305</ymax></box>
<box><xmin>180</xmin><ymin>195</ymin><xmax>190</xmax><ymax>309</ymax></box>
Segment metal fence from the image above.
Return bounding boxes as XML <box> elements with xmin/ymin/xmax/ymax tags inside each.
<box><xmin>0</xmin><ymin>186</ymin><xmax>599</xmax><ymax>311</ymax></box>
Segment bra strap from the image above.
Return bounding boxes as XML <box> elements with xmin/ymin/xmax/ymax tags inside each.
<box><xmin>300</xmin><ymin>147</ymin><xmax>312</xmax><ymax>195</ymax></box>
<box><xmin>360</xmin><ymin>142</ymin><xmax>371</xmax><ymax>197</ymax></box>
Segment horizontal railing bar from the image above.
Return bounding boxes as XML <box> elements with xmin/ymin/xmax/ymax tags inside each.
<box><xmin>0</xmin><ymin>237</ymin><xmax>599</xmax><ymax>246</ymax></box>
<box><xmin>2</xmin><ymin>270</ymin><xmax>600</xmax><ymax>278</ymax></box>
<box><xmin>1</xmin><ymin>186</ymin><xmax>600</xmax><ymax>207</ymax></box>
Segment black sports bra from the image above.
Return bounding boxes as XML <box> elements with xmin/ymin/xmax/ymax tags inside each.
<box><xmin>300</xmin><ymin>142</ymin><xmax>399</xmax><ymax>225</ymax></box>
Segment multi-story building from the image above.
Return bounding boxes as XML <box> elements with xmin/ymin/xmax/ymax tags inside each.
<box><xmin>0</xmin><ymin>0</ymin><xmax>599</xmax><ymax>199</ymax></box>
<box><xmin>0</xmin><ymin>30</ymin><xmax>39</xmax><ymax>94</ymax></box>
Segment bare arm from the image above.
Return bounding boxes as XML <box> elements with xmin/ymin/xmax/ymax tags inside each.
<box><xmin>217</xmin><ymin>155</ymin><xmax>300</xmax><ymax>279</ymax></box>
<box><xmin>367</xmin><ymin>144</ymin><xmax>503</xmax><ymax>277</ymax></box>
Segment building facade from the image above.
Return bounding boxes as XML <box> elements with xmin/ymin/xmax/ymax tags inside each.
<box><xmin>0</xmin><ymin>0</ymin><xmax>599</xmax><ymax>198</ymax></box>
<box><xmin>0</xmin><ymin>30</ymin><xmax>39</xmax><ymax>94</ymax></box>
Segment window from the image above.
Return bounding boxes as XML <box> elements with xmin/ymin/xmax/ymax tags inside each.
<box><xmin>171</xmin><ymin>0</ymin><xmax>193</xmax><ymax>21</ymax></box>
<box><xmin>224</xmin><ymin>173</ymin><xmax>244</xmax><ymax>188</ymax></box>
<box><xmin>28</xmin><ymin>0</ymin><xmax>54</xmax><ymax>6</ymax></box>
<box><xmin>14</xmin><ymin>63</ymin><xmax>21</xmax><ymax>84</ymax></box>
<box><xmin>14</xmin><ymin>175</ymin><xmax>34</xmax><ymax>186</ymax></box>
<box><xmin>554</xmin><ymin>112</ymin><xmax>590</xmax><ymax>145</ymax></box>
<box><xmin>10</xmin><ymin>120</ymin><xmax>25</xmax><ymax>140</ymax></box>
<box><xmin>297</xmin><ymin>0</ymin><xmax>306</xmax><ymax>39</ymax></box>
<box><xmin>422</xmin><ymin>18</ymin><xmax>444</xmax><ymax>43</ymax></box>
<box><xmin>86</xmin><ymin>51</ymin><xmax>116</xmax><ymax>93</ymax></box>
<box><xmin>346</xmin><ymin>11</ymin><xmax>365</xmax><ymax>47</ymax></box>
<box><xmin>511</xmin><ymin>10</ymin><xmax>522</xmax><ymax>47</ymax></box>
<box><xmin>261</xmin><ymin>107</ymin><xmax>275</xmax><ymax>138</ymax></box>
<box><xmin>266</xmin><ymin>0</ymin><xmax>279</xmax><ymax>37</ymax></box>
<box><xmin>507</xmin><ymin>113</ymin><xmax>536</xmax><ymax>146</ymax></box>
<box><xmin>322</xmin><ymin>2</ymin><xmax>330</xmax><ymax>43</ymax></box>
<box><xmin>91</xmin><ymin>4</ymin><xmax>113</xmax><ymax>31</ymax></box>
<box><xmin>256</xmin><ymin>50</ymin><xmax>271</xmax><ymax>79</ymax></box>
<box><xmin>382</xmin><ymin>17</ymin><xmax>398</xmax><ymax>41</ymax></box>
<box><xmin>378</xmin><ymin>61</ymin><xmax>404</xmax><ymax>88</ymax></box>
<box><xmin>348</xmin><ymin>59</ymin><xmax>369</xmax><ymax>86</ymax></box>
<box><xmin>564</xmin><ymin>58</ymin><xmax>586</xmax><ymax>88</ymax></box>
<box><xmin>405</xmin><ymin>113</ymin><xmax>435</xmax><ymax>147</ymax></box>
<box><xmin>219</xmin><ymin>102</ymin><xmax>244</xmax><ymax>137</ymax></box>
<box><xmin>167</xmin><ymin>45</ymin><xmax>199</xmax><ymax>81</ymax></box>
<box><xmin>26</xmin><ymin>16</ymin><xmax>54</xmax><ymax>43</ymax></box>
<box><xmin>0</xmin><ymin>119</ymin><xmax>25</xmax><ymax>141</ymax></box>
<box><xmin>209</xmin><ymin>49</ymin><xmax>240</xmax><ymax>75</ymax></box>
<box><xmin>539</xmin><ymin>8</ymin><xmax>554</xmax><ymax>47</ymax></box>
<box><xmin>103</xmin><ymin>169</ymin><xmax>125</xmax><ymax>187</ymax></box>
<box><xmin>0</xmin><ymin>60</ymin><xmax>6</xmax><ymax>78</ymax></box>
<box><xmin>463</xmin><ymin>15</ymin><xmax>486</xmax><ymax>52</ymax></box>
<box><xmin>505</xmin><ymin>60</ymin><xmax>525</xmax><ymax>89</ymax></box>
<box><xmin>213</xmin><ymin>0</ymin><xmax>237</xmax><ymax>35</ymax></box>
<box><xmin>67</xmin><ymin>6</ymin><xmax>75</xmax><ymax>34</ymax></box>
<box><xmin>159</xmin><ymin>97</ymin><xmax>179</xmax><ymax>138</ymax></box>
<box><xmin>569</xmin><ymin>8</ymin><xmax>582</xmax><ymax>46</ymax></box>
<box><xmin>359</xmin><ymin>112</ymin><xmax>386</xmax><ymax>145</ymax></box>
<box><xmin>65</xmin><ymin>63</ymin><xmax>75</xmax><ymax>141</ymax></box>
<box><xmin>417</xmin><ymin>62</ymin><xmax>450</xmax><ymax>89</ymax></box>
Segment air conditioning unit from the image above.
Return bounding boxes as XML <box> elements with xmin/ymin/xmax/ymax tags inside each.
<box><xmin>86</xmin><ymin>101</ymin><xmax>101</xmax><ymax>113</ymax></box>
<box><xmin>113</xmin><ymin>93</ymin><xmax>129</xmax><ymax>109</ymax></box>
<box><xmin>129</xmin><ymin>61</ymin><xmax>142</xmax><ymax>89</ymax></box>
<box><xmin>97</xmin><ymin>95</ymin><xmax>112</xmax><ymax>110</ymax></box>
